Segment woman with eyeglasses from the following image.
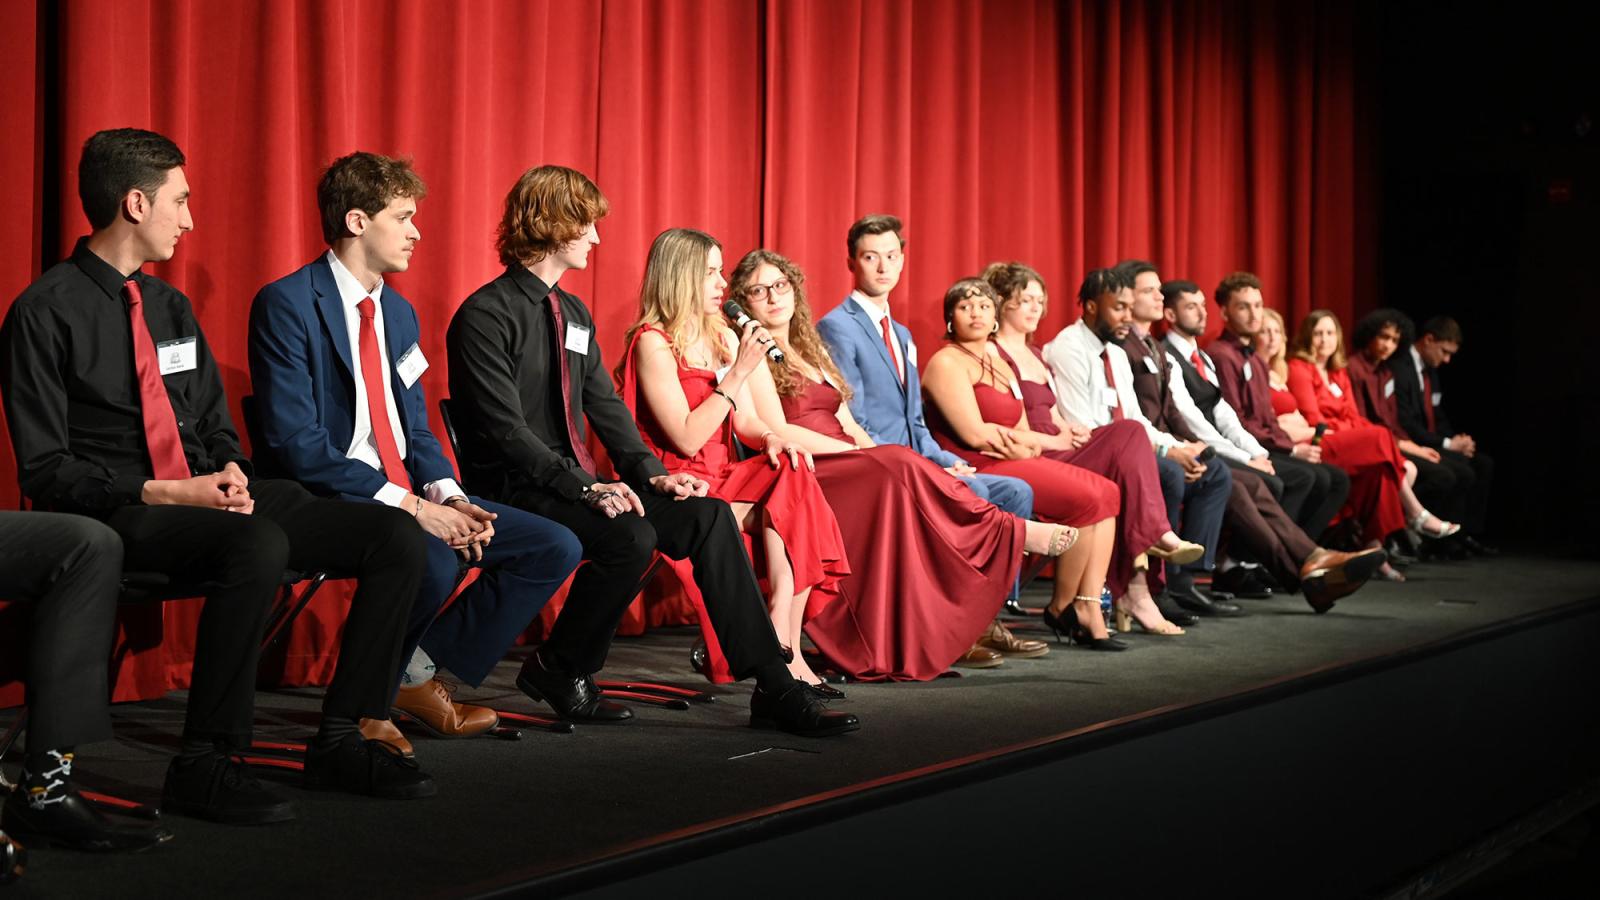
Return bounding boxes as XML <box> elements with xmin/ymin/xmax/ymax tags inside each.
<box><xmin>728</xmin><ymin>249</ymin><xmax>1079</xmax><ymax>682</ymax></box>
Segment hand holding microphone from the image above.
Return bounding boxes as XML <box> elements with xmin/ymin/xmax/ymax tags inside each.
<box><xmin>723</xmin><ymin>300</ymin><xmax>785</xmax><ymax>364</ymax></box>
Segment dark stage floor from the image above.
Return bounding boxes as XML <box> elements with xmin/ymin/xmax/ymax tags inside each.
<box><xmin>3</xmin><ymin>552</ymin><xmax>1598</xmax><ymax>898</ymax></box>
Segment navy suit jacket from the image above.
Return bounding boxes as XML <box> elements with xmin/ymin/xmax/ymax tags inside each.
<box><xmin>247</xmin><ymin>256</ymin><xmax>457</xmax><ymax>498</ymax></box>
<box><xmin>816</xmin><ymin>296</ymin><xmax>960</xmax><ymax>468</ymax></box>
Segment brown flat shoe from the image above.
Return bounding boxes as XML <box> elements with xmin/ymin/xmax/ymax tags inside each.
<box><xmin>977</xmin><ymin>619</ymin><xmax>1050</xmax><ymax>658</ymax></box>
<box><xmin>953</xmin><ymin>644</ymin><xmax>1005</xmax><ymax>669</ymax></box>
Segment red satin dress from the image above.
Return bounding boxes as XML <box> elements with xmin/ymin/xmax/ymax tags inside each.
<box><xmin>619</xmin><ymin>326</ymin><xmax>850</xmax><ymax>682</ymax></box>
<box><xmin>996</xmin><ymin>344</ymin><xmax>1170</xmax><ymax>597</ymax></box>
<box><xmin>781</xmin><ymin>378</ymin><xmax>1024</xmax><ymax>681</ymax></box>
<box><xmin>923</xmin><ymin>368</ymin><xmax>1119</xmax><ymax>529</ymax></box>
<box><xmin>1286</xmin><ymin>359</ymin><xmax>1408</xmax><ymax>543</ymax></box>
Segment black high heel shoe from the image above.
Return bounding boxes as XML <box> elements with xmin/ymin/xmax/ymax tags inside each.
<box><xmin>1041</xmin><ymin>598</ymin><xmax>1129</xmax><ymax>651</ymax></box>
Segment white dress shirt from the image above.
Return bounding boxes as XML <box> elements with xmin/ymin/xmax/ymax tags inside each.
<box><xmin>849</xmin><ymin>290</ymin><xmax>906</xmax><ymax>381</ymax></box>
<box><xmin>1165</xmin><ymin>331</ymin><xmax>1269</xmax><ymax>464</ymax></box>
<box><xmin>1041</xmin><ymin>320</ymin><xmax>1175</xmax><ymax>452</ymax></box>
<box><xmin>327</xmin><ymin>250</ymin><xmax>462</xmax><ymax>507</ymax></box>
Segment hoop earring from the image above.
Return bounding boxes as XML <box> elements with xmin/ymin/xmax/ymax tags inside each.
<box><xmin>991</xmin><ymin>321</ymin><xmax>999</xmax><ymax>334</ymax></box>
<box><xmin>946</xmin><ymin>322</ymin><xmax>953</xmax><ymax>334</ymax></box>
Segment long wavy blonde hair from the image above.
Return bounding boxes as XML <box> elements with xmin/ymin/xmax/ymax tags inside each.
<box><xmin>619</xmin><ymin>228</ymin><xmax>735</xmax><ymax>377</ymax></box>
<box><xmin>1259</xmin><ymin>307</ymin><xmax>1290</xmax><ymax>382</ymax></box>
<box><xmin>727</xmin><ymin>248</ymin><xmax>852</xmax><ymax>401</ymax></box>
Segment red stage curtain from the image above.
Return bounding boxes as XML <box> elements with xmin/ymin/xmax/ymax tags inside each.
<box><xmin>0</xmin><ymin>0</ymin><xmax>1373</xmax><ymax>707</ymax></box>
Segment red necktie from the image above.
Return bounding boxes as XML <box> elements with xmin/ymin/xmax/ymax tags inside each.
<box><xmin>879</xmin><ymin>316</ymin><xmax>902</xmax><ymax>383</ymax></box>
<box><xmin>356</xmin><ymin>298</ymin><xmax>412</xmax><ymax>489</ymax></box>
<box><xmin>1191</xmin><ymin>349</ymin><xmax>1215</xmax><ymax>385</ymax></box>
<box><xmin>1102</xmin><ymin>348</ymin><xmax>1124</xmax><ymax>422</ymax></box>
<box><xmin>124</xmin><ymin>279</ymin><xmax>190</xmax><ymax>480</ymax></box>
<box><xmin>547</xmin><ymin>293</ymin><xmax>596</xmax><ymax>474</ymax></box>
<box><xmin>1422</xmin><ymin>370</ymin><xmax>1437</xmax><ymax>432</ymax></box>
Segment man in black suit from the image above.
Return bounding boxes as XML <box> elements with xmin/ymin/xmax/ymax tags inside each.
<box><xmin>1389</xmin><ymin>315</ymin><xmax>1495</xmax><ymax>553</ymax></box>
<box><xmin>445</xmin><ymin>165</ymin><xmax>856</xmax><ymax>737</ymax></box>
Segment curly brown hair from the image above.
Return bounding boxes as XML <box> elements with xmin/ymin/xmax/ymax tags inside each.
<box><xmin>495</xmin><ymin>165</ymin><xmax>610</xmax><ymax>267</ymax></box>
<box><xmin>317</xmin><ymin>152</ymin><xmax>427</xmax><ymax>245</ymax></box>
<box><xmin>727</xmin><ymin>249</ymin><xmax>852</xmax><ymax>401</ymax></box>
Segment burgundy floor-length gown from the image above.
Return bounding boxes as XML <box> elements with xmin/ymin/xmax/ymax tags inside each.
<box><xmin>781</xmin><ymin>378</ymin><xmax>1024</xmax><ymax>680</ymax></box>
<box><xmin>619</xmin><ymin>326</ymin><xmax>850</xmax><ymax>682</ymax></box>
<box><xmin>1286</xmin><ymin>359</ymin><xmax>1408</xmax><ymax>543</ymax></box>
<box><xmin>996</xmin><ymin>344</ymin><xmax>1171</xmax><ymax>597</ymax></box>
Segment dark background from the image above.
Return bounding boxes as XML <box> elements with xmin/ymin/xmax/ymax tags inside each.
<box><xmin>1379</xmin><ymin>0</ymin><xmax>1599</xmax><ymax>556</ymax></box>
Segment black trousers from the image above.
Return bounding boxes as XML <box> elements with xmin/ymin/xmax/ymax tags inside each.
<box><xmin>102</xmin><ymin>480</ymin><xmax>425</xmax><ymax>746</ymax></box>
<box><xmin>1266</xmin><ymin>454</ymin><xmax>1350</xmax><ymax>541</ymax></box>
<box><xmin>1221</xmin><ymin>464</ymin><xmax>1318</xmax><ymax>591</ymax></box>
<box><xmin>508</xmin><ymin>486</ymin><xmax>786</xmax><ymax>680</ymax></box>
<box><xmin>0</xmin><ymin>511</ymin><xmax>122</xmax><ymax>749</ymax></box>
<box><xmin>1406</xmin><ymin>448</ymin><xmax>1494</xmax><ymax>535</ymax></box>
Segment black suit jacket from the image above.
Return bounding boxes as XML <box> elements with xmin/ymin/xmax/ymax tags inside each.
<box><xmin>446</xmin><ymin>266</ymin><xmax>668</xmax><ymax>503</ymax></box>
<box><xmin>1387</xmin><ymin>352</ymin><xmax>1451</xmax><ymax>449</ymax></box>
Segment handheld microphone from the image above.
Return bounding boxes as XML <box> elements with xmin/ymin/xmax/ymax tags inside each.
<box><xmin>1312</xmin><ymin>423</ymin><xmax>1327</xmax><ymax>446</ymax></box>
<box><xmin>1197</xmin><ymin>446</ymin><xmax>1216</xmax><ymax>463</ymax></box>
<box><xmin>722</xmin><ymin>300</ymin><xmax>785</xmax><ymax>363</ymax></box>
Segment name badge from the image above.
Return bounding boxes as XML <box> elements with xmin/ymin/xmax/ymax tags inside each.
<box><xmin>157</xmin><ymin>336</ymin><xmax>198</xmax><ymax>376</ymax></box>
<box><xmin>906</xmin><ymin>340</ymin><xmax>918</xmax><ymax>368</ymax></box>
<box><xmin>1431</xmin><ymin>392</ymin><xmax>1442</xmax><ymax>407</ymax></box>
<box><xmin>1142</xmin><ymin>355</ymin><xmax>1158</xmax><ymax>374</ymax></box>
<box><xmin>1243</xmin><ymin>361</ymin><xmax>1253</xmax><ymax>381</ymax></box>
<box><xmin>565</xmin><ymin>323</ymin><xmax>591</xmax><ymax>355</ymax></box>
<box><xmin>1328</xmin><ymin>381</ymin><xmax>1344</xmax><ymax>398</ymax></box>
<box><xmin>395</xmin><ymin>342</ymin><xmax>428</xmax><ymax>389</ymax></box>
<box><xmin>1383</xmin><ymin>378</ymin><xmax>1395</xmax><ymax>398</ymax></box>
<box><xmin>1009</xmin><ymin>378</ymin><xmax>1024</xmax><ymax>400</ymax></box>
<box><xmin>1102</xmin><ymin>386</ymin><xmax>1120</xmax><ymax>408</ymax></box>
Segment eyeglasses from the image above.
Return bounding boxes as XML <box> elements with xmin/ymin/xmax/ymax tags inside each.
<box><xmin>743</xmin><ymin>279</ymin><xmax>793</xmax><ymax>301</ymax></box>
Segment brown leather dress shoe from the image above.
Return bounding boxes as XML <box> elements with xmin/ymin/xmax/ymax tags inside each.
<box><xmin>358</xmin><ymin>718</ymin><xmax>414</xmax><ymax>757</ymax></box>
<box><xmin>391</xmin><ymin>679</ymin><xmax>499</xmax><ymax>738</ymax></box>
<box><xmin>976</xmin><ymin>619</ymin><xmax>1050</xmax><ymax>658</ymax></box>
<box><xmin>953</xmin><ymin>644</ymin><xmax>1005</xmax><ymax>668</ymax></box>
<box><xmin>1300</xmin><ymin>547</ymin><xmax>1387</xmax><ymax>613</ymax></box>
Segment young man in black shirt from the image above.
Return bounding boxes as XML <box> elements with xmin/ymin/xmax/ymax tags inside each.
<box><xmin>446</xmin><ymin>165</ymin><xmax>857</xmax><ymax>737</ymax></box>
<box><xmin>0</xmin><ymin>129</ymin><xmax>434</xmax><ymax>826</ymax></box>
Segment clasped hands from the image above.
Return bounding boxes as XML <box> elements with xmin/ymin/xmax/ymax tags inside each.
<box><xmin>583</xmin><ymin>473</ymin><xmax>713</xmax><ymax>520</ymax></box>
<box><xmin>981</xmin><ymin>426</ymin><xmax>1041</xmax><ymax>460</ymax></box>
<box><xmin>141</xmin><ymin>461</ymin><xmax>255</xmax><ymax>513</ymax></box>
<box><xmin>414</xmin><ymin>496</ymin><xmax>497</xmax><ymax>561</ymax></box>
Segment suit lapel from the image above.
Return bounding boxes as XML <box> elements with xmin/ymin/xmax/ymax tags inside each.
<box><xmin>846</xmin><ymin>300</ymin><xmax>907</xmax><ymax>396</ymax></box>
<box><xmin>311</xmin><ymin>259</ymin><xmax>355</xmax><ymax>378</ymax></box>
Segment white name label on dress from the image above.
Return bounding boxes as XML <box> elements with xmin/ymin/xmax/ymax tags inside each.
<box><xmin>1243</xmin><ymin>361</ymin><xmax>1253</xmax><ymax>381</ymax></box>
<box><xmin>1431</xmin><ymin>392</ymin><xmax>1442</xmax><ymax>406</ymax></box>
<box><xmin>395</xmin><ymin>342</ymin><xmax>428</xmax><ymax>388</ymax></box>
<box><xmin>1329</xmin><ymin>381</ymin><xmax>1344</xmax><ymax>398</ymax></box>
<box><xmin>1143</xmin><ymin>355</ymin><xmax>1159</xmax><ymax>374</ymax></box>
<box><xmin>1383</xmin><ymin>378</ymin><xmax>1395</xmax><ymax>398</ymax></box>
<box><xmin>565</xmin><ymin>323</ymin><xmax>591</xmax><ymax>355</ymax></box>
<box><xmin>157</xmin><ymin>337</ymin><xmax>198</xmax><ymax>375</ymax></box>
<box><xmin>1102</xmin><ymin>386</ymin><xmax>1120</xmax><ymax>408</ymax></box>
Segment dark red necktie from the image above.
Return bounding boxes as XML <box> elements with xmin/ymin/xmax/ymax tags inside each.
<box><xmin>879</xmin><ymin>316</ymin><xmax>903</xmax><ymax>383</ymax></box>
<box><xmin>356</xmin><ymin>298</ymin><xmax>412</xmax><ymax>489</ymax></box>
<box><xmin>1102</xmin><ymin>348</ymin><xmax>1124</xmax><ymax>422</ymax></box>
<box><xmin>1422</xmin><ymin>370</ymin><xmax>1437</xmax><ymax>432</ymax></box>
<box><xmin>1191</xmin><ymin>350</ymin><xmax>1214</xmax><ymax>385</ymax></box>
<box><xmin>124</xmin><ymin>279</ymin><xmax>190</xmax><ymax>480</ymax></box>
<box><xmin>547</xmin><ymin>293</ymin><xmax>595</xmax><ymax>474</ymax></box>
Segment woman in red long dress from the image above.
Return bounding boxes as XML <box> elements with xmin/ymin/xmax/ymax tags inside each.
<box><xmin>985</xmin><ymin>261</ymin><xmax>1198</xmax><ymax>636</ymax></box>
<box><xmin>727</xmin><ymin>250</ymin><xmax>1078</xmax><ymax>681</ymax></box>
<box><xmin>922</xmin><ymin>278</ymin><xmax>1135</xmax><ymax>651</ymax></box>
<box><xmin>618</xmin><ymin>228</ymin><xmax>850</xmax><ymax>688</ymax></box>
<box><xmin>1281</xmin><ymin>310</ymin><xmax>1458</xmax><ymax>579</ymax></box>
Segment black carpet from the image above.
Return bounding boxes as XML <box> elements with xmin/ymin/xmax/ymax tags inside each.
<box><xmin>3</xmin><ymin>552</ymin><xmax>1597</xmax><ymax>898</ymax></box>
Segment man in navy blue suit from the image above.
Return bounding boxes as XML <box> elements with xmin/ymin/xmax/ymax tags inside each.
<box><xmin>248</xmin><ymin>152</ymin><xmax>582</xmax><ymax>750</ymax></box>
<box><xmin>817</xmin><ymin>215</ymin><xmax>1042</xmax><ymax>666</ymax></box>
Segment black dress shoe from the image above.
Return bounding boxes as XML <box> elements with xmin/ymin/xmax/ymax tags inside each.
<box><xmin>1</xmin><ymin>828</ymin><xmax>24</xmax><ymax>883</ymax></box>
<box><xmin>162</xmin><ymin>753</ymin><xmax>296</xmax><ymax>825</ymax></box>
<box><xmin>303</xmin><ymin>734</ymin><xmax>436</xmax><ymax>799</ymax></box>
<box><xmin>517</xmin><ymin>654</ymin><xmax>633</xmax><ymax>723</ymax></box>
<box><xmin>1461</xmin><ymin>535</ymin><xmax>1499</xmax><ymax>557</ymax></box>
<box><xmin>2</xmin><ymin>787</ymin><xmax>171</xmax><ymax>852</ymax></box>
<box><xmin>751</xmin><ymin>684</ymin><xmax>860</xmax><ymax>737</ymax></box>
<box><xmin>1153</xmin><ymin>592</ymin><xmax>1200</xmax><ymax>627</ymax></box>
<box><xmin>1171</xmin><ymin>585</ymin><xmax>1246</xmax><ymax>617</ymax></box>
<box><xmin>1212</xmin><ymin>566</ymin><xmax>1273</xmax><ymax>599</ymax></box>
<box><xmin>807</xmin><ymin>682</ymin><xmax>846</xmax><ymax>701</ymax></box>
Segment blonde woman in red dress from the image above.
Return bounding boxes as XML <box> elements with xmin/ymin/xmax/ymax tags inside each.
<box><xmin>618</xmin><ymin>229</ymin><xmax>850</xmax><ymax>688</ymax></box>
<box><xmin>728</xmin><ymin>249</ymin><xmax>1077</xmax><ymax>681</ymax></box>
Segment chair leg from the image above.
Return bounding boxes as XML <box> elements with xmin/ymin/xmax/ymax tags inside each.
<box><xmin>261</xmin><ymin>573</ymin><xmax>329</xmax><ymax>651</ymax></box>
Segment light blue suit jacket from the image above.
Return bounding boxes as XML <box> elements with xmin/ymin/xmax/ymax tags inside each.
<box><xmin>816</xmin><ymin>296</ymin><xmax>961</xmax><ymax>468</ymax></box>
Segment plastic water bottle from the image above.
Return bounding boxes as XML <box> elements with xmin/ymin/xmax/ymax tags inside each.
<box><xmin>1101</xmin><ymin>586</ymin><xmax>1114</xmax><ymax>632</ymax></box>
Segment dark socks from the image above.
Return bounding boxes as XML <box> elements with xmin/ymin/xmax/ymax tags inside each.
<box><xmin>753</xmin><ymin>662</ymin><xmax>798</xmax><ymax>695</ymax></box>
<box><xmin>176</xmin><ymin>737</ymin><xmax>221</xmax><ymax>763</ymax></box>
<box><xmin>313</xmin><ymin>717</ymin><xmax>359</xmax><ymax>751</ymax></box>
<box><xmin>20</xmin><ymin>748</ymin><xmax>74</xmax><ymax>809</ymax></box>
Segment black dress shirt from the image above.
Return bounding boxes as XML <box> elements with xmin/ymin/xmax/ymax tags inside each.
<box><xmin>445</xmin><ymin>265</ymin><xmax>667</xmax><ymax>503</ymax></box>
<box><xmin>0</xmin><ymin>239</ymin><xmax>248</xmax><ymax>513</ymax></box>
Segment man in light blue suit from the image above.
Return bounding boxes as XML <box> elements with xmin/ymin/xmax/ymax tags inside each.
<box><xmin>248</xmin><ymin>152</ymin><xmax>582</xmax><ymax>748</ymax></box>
<box><xmin>817</xmin><ymin>215</ymin><xmax>1040</xmax><ymax>665</ymax></box>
